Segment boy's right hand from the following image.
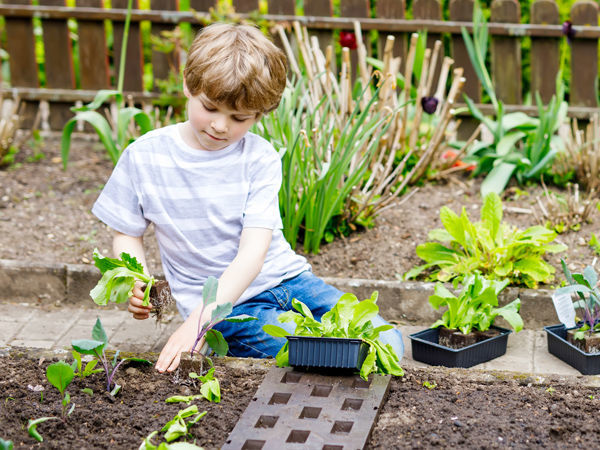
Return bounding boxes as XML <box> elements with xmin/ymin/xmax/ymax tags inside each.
<box><xmin>128</xmin><ymin>280</ymin><xmax>152</xmax><ymax>320</ymax></box>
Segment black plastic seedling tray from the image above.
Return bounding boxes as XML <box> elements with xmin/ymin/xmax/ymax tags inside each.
<box><xmin>286</xmin><ymin>336</ymin><xmax>369</xmax><ymax>371</ymax></box>
<box><xmin>544</xmin><ymin>324</ymin><xmax>600</xmax><ymax>375</ymax></box>
<box><xmin>408</xmin><ymin>326</ymin><xmax>511</xmax><ymax>368</ymax></box>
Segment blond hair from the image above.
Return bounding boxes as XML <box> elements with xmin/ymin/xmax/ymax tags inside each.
<box><xmin>184</xmin><ymin>23</ymin><xmax>287</xmax><ymax>114</ymax></box>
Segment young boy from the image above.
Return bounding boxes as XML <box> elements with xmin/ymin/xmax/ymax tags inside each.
<box><xmin>92</xmin><ymin>22</ymin><xmax>403</xmax><ymax>373</ymax></box>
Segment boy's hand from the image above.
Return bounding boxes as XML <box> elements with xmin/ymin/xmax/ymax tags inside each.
<box><xmin>128</xmin><ymin>280</ymin><xmax>152</xmax><ymax>320</ymax></box>
<box><xmin>156</xmin><ymin>315</ymin><xmax>205</xmax><ymax>373</ymax></box>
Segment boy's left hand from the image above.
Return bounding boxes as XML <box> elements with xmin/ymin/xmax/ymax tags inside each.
<box><xmin>156</xmin><ymin>314</ymin><xmax>205</xmax><ymax>372</ymax></box>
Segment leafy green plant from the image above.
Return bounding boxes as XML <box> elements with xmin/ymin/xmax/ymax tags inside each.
<box><xmin>61</xmin><ymin>0</ymin><xmax>153</xmax><ymax>168</ymax></box>
<box><xmin>0</xmin><ymin>438</ymin><xmax>13</xmax><ymax>450</ymax></box>
<box><xmin>429</xmin><ymin>272</ymin><xmax>523</xmax><ymax>335</ymax></box>
<box><xmin>71</xmin><ymin>349</ymin><xmax>103</xmax><ymax>379</ymax></box>
<box><xmin>140</xmin><ymin>406</ymin><xmax>206</xmax><ymax>448</ymax></box>
<box><xmin>461</xmin><ymin>2</ymin><xmax>567</xmax><ymax>195</ymax></box>
<box><xmin>27</xmin><ymin>361</ymin><xmax>75</xmax><ymax>442</ymax></box>
<box><xmin>405</xmin><ymin>192</ymin><xmax>566</xmax><ymax>288</ymax></box>
<box><xmin>90</xmin><ymin>249</ymin><xmax>155</xmax><ymax>307</ymax></box>
<box><xmin>189</xmin><ymin>276</ymin><xmax>256</xmax><ymax>358</ymax></box>
<box><xmin>165</xmin><ymin>367</ymin><xmax>221</xmax><ymax>404</ymax></box>
<box><xmin>263</xmin><ymin>292</ymin><xmax>403</xmax><ymax>380</ymax></box>
<box><xmin>71</xmin><ymin>318</ymin><xmax>151</xmax><ymax>395</ymax></box>
<box><xmin>556</xmin><ymin>259</ymin><xmax>600</xmax><ymax>340</ymax></box>
<box><xmin>590</xmin><ymin>233</ymin><xmax>600</xmax><ymax>256</ymax></box>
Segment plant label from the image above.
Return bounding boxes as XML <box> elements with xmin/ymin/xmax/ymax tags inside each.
<box><xmin>552</xmin><ymin>291</ymin><xmax>576</xmax><ymax>328</ymax></box>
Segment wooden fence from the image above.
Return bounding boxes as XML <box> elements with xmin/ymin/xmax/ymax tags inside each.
<box><xmin>0</xmin><ymin>0</ymin><xmax>599</xmax><ymax>130</ymax></box>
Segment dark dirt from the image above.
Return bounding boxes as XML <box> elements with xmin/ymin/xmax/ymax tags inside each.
<box><xmin>0</xmin><ymin>134</ymin><xmax>599</xmax><ymax>283</ymax></box>
<box><xmin>2</xmin><ymin>351</ymin><xmax>600</xmax><ymax>449</ymax></box>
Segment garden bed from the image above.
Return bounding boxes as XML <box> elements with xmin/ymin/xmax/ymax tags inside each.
<box><xmin>2</xmin><ymin>349</ymin><xmax>600</xmax><ymax>448</ymax></box>
<box><xmin>0</xmin><ymin>135</ymin><xmax>597</xmax><ymax>281</ymax></box>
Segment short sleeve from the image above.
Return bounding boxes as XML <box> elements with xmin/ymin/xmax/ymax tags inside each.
<box><xmin>242</xmin><ymin>149</ymin><xmax>283</xmax><ymax>229</ymax></box>
<box><xmin>91</xmin><ymin>146</ymin><xmax>149</xmax><ymax>236</ymax></box>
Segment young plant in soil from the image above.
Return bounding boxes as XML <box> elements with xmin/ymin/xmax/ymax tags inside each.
<box><xmin>90</xmin><ymin>249</ymin><xmax>174</xmax><ymax>321</ymax></box>
<box><xmin>405</xmin><ymin>192</ymin><xmax>567</xmax><ymax>288</ymax></box>
<box><xmin>71</xmin><ymin>317</ymin><xmax>151</xmax><ymax>395</ymax></box>
<box><xmin>165</xmin><ymin>367</ymin><xmax>221</xmax><ymax>404</ymax></box>
<box><xmin>71</xmin><ymin>350</ymin><xmax>103</xmax><ymax>379</ymax></box>
<box><xmin>263</xmin><ymin>291</ymin><xmax>404</xmax><ymax>380</ymax></box>
<box><xmin>556</xmin><ymin>259</ymin><xmax>600</xmax><ymax>352</ymax></box>
<box><xmin>27</xmin><ymin>361</ymin><xmax>75</xmax><ymax>442</ymax></box>
<box><xmin>428</xmin><ymin>272</ymin><xmax>524</xmax><ymax>349</ymax></box>
<box><xmin>140</xmin><ymin>405</ymin><xmax>206</xmax><ymax>449</ymax></box>
<box><xmin>0</xmin><ymin>438</ymin><xmax>13</xmax><ymax>450</ymax></box>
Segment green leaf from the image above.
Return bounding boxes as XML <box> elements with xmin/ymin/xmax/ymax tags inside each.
<box><xmin>481</xmin><ymin>192</ymin><xmax>502</xmax><ymax>240</ymax></box>
<box><xmin>415</xmin><ymin>243</ymin><xmax>459</xmax><ymax>264</ymax></box>
<box><xmin>262</xmin><ymin>324</ymin><xmax>290</xmax><ymax>338</ymax></box>
<box><xmin>200</xmin><ymin>378</ymin><xmax>221</xmax><ymax>403</ymax></box>
<box><xmin>292</xmin><ymin>298</ymin><xmax>314</xmax><ymax>319</ymax></box>
<box><xmin>91</xmin><ymin>317</ymin><xmax>108</xmax><ymax>345</ymax></box>
<box><xmin>71</xmin><ymin>338</ymin><xmax>104</xmax><ymax>355</ymax></box>
<box><xmin>481</xmin><ymin>162</ymin><xmax>516</xmax><ymax>196</ymax></box>
<box><xmin>274</xmin><ymin>341</ymin><xmax>289</xmax><ymax>367</ymax></box>
<box><xmin>205</xmin><ymin>329</ymin><xmax>228</xmax><ymax>356</ymax></box>
<box><xmin>27</xmin><ymin>417</ymin><xmax>56</xmax><ymax>442</ymax></box>
<box><xmin>46</xmin><ymin>361</ymin><xmax>75</xmax><ymax>395</ymax></box>
<box><xmin>495</xmin><ymin>130</ymin><xmax>526</xmax><ymax>156</ymax></box>
<box><xmin>165</xmin><ymin>395</ymin><xmax>204</xmax><ymax>405</ymax></box>
<box><xmin>359</xmin><ymin>345</ymin><xmax>377</xmax><ymax>380</ymax></box>
<box><xmin>224</xmin><ymin>314</ymin><xmax>257</xmax><ymax>323</ymax></box>
<box><xmin>494</xmin><ymin>299</ymin><xmax>523</xmax><ymax>332</ymax></box>
<box><xmin>350</xmin><ymin>300</ymin><xmax>379</xmax><ymax>330</ymax></box>
<box><xmin>203</xmin><ymin>276</ymin><xmax>218</xmax><ymax>306</ymax></box>
<box><xmin>210</xmin><ymin>302</ymin><xmax>233</xmax><ymax>324</ymax></box>
<box><xmin>439</xmin><ymin>206</ymin><xmax>466</xmax><ymax>248</ymax></box>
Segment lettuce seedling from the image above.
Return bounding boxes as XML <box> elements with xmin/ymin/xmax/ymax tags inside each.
<box><xmin>428</xmin><ymin>272</ymin><xmax>523</xmax><ymax>334</ymax></box>
<box><xmin>556</xmin><ymin>259</ymin><xmax>600</xmax><ymax>340</ymax></box>
<box><xmin>140</xmin><ymin>406</ymin><xmax>206</xmax><ymax>448</ymax></box>
<box><xmin>90</xmin><ymin>248</ymin><xmax>155</xmax><ymax>307</ymax></box>
<box><xmin>71</xmin><ymin>317</ymin><xmax>151</xmax><ymax>394</ymax></box>
<box><xmin>189</xmin><ymin>368</ymin><xmax>220</xmax><ymax>403</ymax></box>
<box><xmin>0</xmin><ymin>438</ymin><xmax>13</xmax><ymax>450</ymax></box>
<box><xmin>263</xmin><ymin>291</ymin><xmax>404</xmax><ymax>380</ymax></box>
<box><xmin>190</xmin><ymin>276</ymin><xmax>257</xmax><ymax>357</ymax></box>
<box><xmin>71</xmin><ymin>350</ymin><xmax>103</xmax><ymax>379</ymax></box>
<box><xmin>27</xmin><ymin>361</ymin><xmax>75</xmax><ymax>442</ymax></box>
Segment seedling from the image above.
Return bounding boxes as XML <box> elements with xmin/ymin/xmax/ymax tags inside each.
<box><xmin>27</xmin><ymin>361</ymin><xmax>75</xmax><ymax>442</ymax></box>
<box><xmin>263</xmin><ymin>291</ymin><xmax>404</xmax><ymax>380</ymax></box>
<box><xmin>589</xmin><ymin>233</ymin><xmax>600</xmax><ymax>256</ymax></box>
<box><xmin>556</xmin><ymin>259</ymin><xmax>600</xmax><ymax>340</ymax></box>
<box><xmin>190</xmin><ymin>276</ymin><xmax>257</xmax><ymax>358</ymax></box>
<box><xmin>71</xmin><ymin>317</ymin><xmax>151</xmax><ymax>394</ymax></box>
<box><xmin>189</xmin><ymin>368</ymin><xmax>220</xmax><ymax>403</ymax></box>
<box><xmin>429</xmin><ymin>272</ymin><xmax>523</xmax><ymax>335</ymax></box>
<box><xmin>71</xmin><ymin>350</ymin><xmax>103</xmax><ymax>379</ymax></box>
<box><xmin>423</xmin><ymin>381</ymin><xmax>437</xmax><ymax>390</ymax></box>
<box><xmin>0</xmin><ymin>437</ymin><xmax>13</xmax><ymax>450</ymax></box>
<box><xmin>140</xmin><ymin>406</ymin><xmax>206</xmax><ymax>448</ymax></box>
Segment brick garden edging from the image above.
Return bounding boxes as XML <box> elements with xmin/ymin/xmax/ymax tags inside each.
<box><xmin>0</xmin><ymin>259</ymin><xmax>558</xmax><ymax>328</ymax></box>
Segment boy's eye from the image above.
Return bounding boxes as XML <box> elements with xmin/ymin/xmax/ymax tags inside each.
<box><xmin>233</xmin><ymin>116</ymin><xmax>251</xmax><ymax>122</ymax></box>
<box><xmin>202</xmin><ymin>103</ymin><xmax>216</xmax><ymax>112</ymax></box>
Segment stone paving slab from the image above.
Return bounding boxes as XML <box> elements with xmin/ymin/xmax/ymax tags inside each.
<box><xmin>0</xmin><ymin>302</ymin><xmax>585</xmax><ymax>378</ymax></box>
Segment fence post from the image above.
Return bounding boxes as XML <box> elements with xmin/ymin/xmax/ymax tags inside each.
<box><xmin>531</xmin><ymin>0</ymin><xmax>560</xmax><ymax>103</ymax></box>
<box><xmin>112</xmin><ymin>0</ymin><xmax>144</xmax><ymax>93</ymax></box>
<box><xmin>4</xmin><ymin>0</ymin><xmax>39</xmax><ymax>127</ymax></box>
<box><xmin>304</xmin><ymin>0</ymin><xmax>334</xmax><ymax>52</ymax></box>
<box><xmin>376</xmin><ymin>0</ymin><xmax>406</xmax><ymax>70</ymax></box>
<box><xmin>340</xmin><ymin>0</ymin><xmax>371</xmax><ymax>78</ymax></box>
<box><xmin>231</xmin><ymin>0</ymin><xmax>259</xmax><ymax>13</ymax></box>
<box><xmin>76</xmin><ymin>0</ymin><xmax>110</xmax><ymax>90</ymax></box>
<box><xmin>491</xmin><ymin>0</ymin><xmax>521</xmax><ymax>104</ymax></box>
<box><xmin>450</xmin><ymin>0</ymin><xmax>479</xmax><ymax>101</ymax></box>
<box><xmin>570</xmin><ymin>0</ymin><xmax>598</xmax><ymax>107</ymax></box>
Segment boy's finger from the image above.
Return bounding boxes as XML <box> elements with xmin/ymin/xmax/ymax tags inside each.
<box><xmin>132</xmin><ymin>312</ymin><xmax>149</xmax><ymax>320</ymax></box>
<box><xmin>128</xmin><ymin>303</ymin><xmax>151</xmax><ymax>316</ymax></box>
<box><xmin>166</xmin><ymin>352</ymin><xmax>181</xmax><ymax>372</ymax></box>
<box><xmin>129</xmin><ymin>297</ymin><xmax>152</xmax><ymax>309</ymax></box>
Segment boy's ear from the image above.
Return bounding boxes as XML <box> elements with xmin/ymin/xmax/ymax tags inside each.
<box><xmin>182</xmin><ymin>79</ymin><xmax>191</xmax><ymax>99</ymax></box>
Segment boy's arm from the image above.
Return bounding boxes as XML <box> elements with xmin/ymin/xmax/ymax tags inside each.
<box><xmin>155</xmin><ymin>227</ymin><xmax>272</xmax><ymax>372</ymax></box>
<box><xmin>112</xmin><ymin>231</ymin><xmax>152</xmax><ymax>320</ymax></box>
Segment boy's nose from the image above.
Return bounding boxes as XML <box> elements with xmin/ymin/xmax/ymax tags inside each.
<box><xmin>210</xmin><ymin>117</ymin><xmax>228</xmax><ymax>133</ymax></box>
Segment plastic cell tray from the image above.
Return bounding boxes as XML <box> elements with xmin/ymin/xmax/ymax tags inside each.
<box><xmin>408</xmin><ymin>326</ymin><xmax>511</xmax><ymax>368</ymax></box>
<box><xmin>286</xmin><ymin>336</ymin><xmax>369</xmax><ymax>371</ymax></box>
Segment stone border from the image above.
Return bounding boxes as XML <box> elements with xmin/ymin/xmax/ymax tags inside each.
<box><xmin>0</xmin><ymin>259</ymin><xmax>558</xmax><ymax>328</ymax></box>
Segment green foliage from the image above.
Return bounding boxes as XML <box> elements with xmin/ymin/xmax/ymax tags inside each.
<box><xmin>90</xmin><ymin>248</ymin><xmax>154</xmax><ymax>307</ymax></box>
<box><xmin>162</xmin><ymin>406</ymin><xmax>206</xmax><ymax>443</ymax></box>
<box><xmin>263</xmin><ymin>292</ymin><xmax>403</xmax><ymax>380</ymax></box>
<box><xmin>460</xmin><ymin>2</ymin><xmax>567</xmax><ymax>195</ymax></box>
<box><xmin>429</xmin><ymin>272</ymin><xmax>523</xmax><ymax>335</ymax></box>
<box><xmin>405</xmin><ymin>192</ymin><xmax>567</xmax><ymax>288</ymax></box>
<box><xmin>188</xmin><ymin>368</ymin><xmax>221</xmax><ymax>403</ymax></box>
<box><xmin>71</xmin><ymin>350</ymin><xmax>103</xmax><ymax>379</ymax></box>
<box><xmin>589</xmin><ymin>233</ymin><xmax>600</xmax><ymax>256</ymax></box>
<box><xmin>71</xmin><ymin>318</ymin><xmax>151</xmax><ymax>393</ymax></box>
<box><xmin>0</xmin><ymin>438</ymin><xmax>13</xmax><ymax>450</ymax></box>
<box><xmin>556</xmin><ymin>259</ymin><xmax>600</xmax><ymax>339</ymax></box>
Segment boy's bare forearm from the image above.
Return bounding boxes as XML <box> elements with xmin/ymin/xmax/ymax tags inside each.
<box><xmin>112</xmin><ymin>231</ymin><xmax>148</xmax><ymax>274</ymax></box>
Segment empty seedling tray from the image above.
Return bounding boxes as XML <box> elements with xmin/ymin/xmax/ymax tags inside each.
<box><xmin>287</xmin><ymin>336</ymin><xmax>369</xmax><ymax>371</ymax></box>
<box><xmin>545</xmin><ymin>324</ymin><xmax>600</xmax><ymax>375</ymax></box>
<box><xmin>409</xmin><ymin>326</ymin><xmax>511</xmax><ymax>368</ymax></box>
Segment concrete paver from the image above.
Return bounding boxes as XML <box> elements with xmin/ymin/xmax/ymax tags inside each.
<box><xmin>0</xmin><ymin>302</ymin><xmax>587</xmax><ymax>377</ymax></box>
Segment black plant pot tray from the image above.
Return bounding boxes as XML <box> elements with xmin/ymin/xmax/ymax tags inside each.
<box><xmin>286</xmin><ymin>336</ymin><xmax>369</xmax><ymax>372</ymax></box>
<box><xmin>544</xmin><ymin>324</ymin><xmax>600</xmax><ymax>375</ymax></box>
<box><xmin>408</xmin><ymin>326</ymin><xmax>512</xmax><ymax>368</ymax></box>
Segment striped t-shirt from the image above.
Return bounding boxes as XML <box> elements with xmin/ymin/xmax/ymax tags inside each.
<box><xmin>92</xmin><ymin>123</ymin><xmax>310</xmax><ymax>318</ymax></box>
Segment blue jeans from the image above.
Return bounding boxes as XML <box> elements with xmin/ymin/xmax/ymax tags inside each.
<box><xmin>213</xmin><ymin>271</ymin><xmax>404</xmax><ymax>360</ymax></box>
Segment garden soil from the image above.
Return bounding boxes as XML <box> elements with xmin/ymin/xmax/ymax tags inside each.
<box><xmin>2</xmin><ymin>351</ymin><xmax>600</xmax><ymax>449</ymax></box>
<box><xmin>0</xmin><ymin>135</ymin><xmax>598</xmax><ymax>281</ymax></box>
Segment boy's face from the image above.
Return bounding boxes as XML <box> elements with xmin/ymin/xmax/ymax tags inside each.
<box><xmin>183</xmin><ymin>84</ymin><xmax>260</xmax><ymax>151</ymax></box>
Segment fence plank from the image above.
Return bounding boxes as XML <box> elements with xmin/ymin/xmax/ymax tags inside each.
<box><xmin>340</xmin><ymin>0</ymin><xmax>370</xmax><ymax>77</ymax></box>
<box><xmin>450</xmin><ymin>0</ymin><xmax>479</xmax><ymax>101</ymax></box>
<box><xmin>39</xmin><ymin>0</ymin><xmax>76</xmax><ymax>129</ymax></box>
<box><xmin>413</xmin><ymin>0</ymin><xmax>443</xmax><ymax>94</ymax></box>
<box><xmin>76</xmin><ymin>0</ymin><xmax>110</xmax><ymax>89</ymax></box>
<box><xmin>570</xmin><ymin>1</ymin><xmax>598</xmax><ymax>107</ymax></box>
<box><xmin>376</xmin><ymin>0</ymin><xmax>406</xmax><ymax>69</ymax></box>
<box><xmin>150</xmin><ymin>0</ymin><xmax>179</xmax><ymax>92</ymax></box>
<box><xmin>491</xmin><ymin>0</ymin><xmax>521</xmax><ymax>104</ymax></box>
<box><xmin>232</xmin><ymin>0</ymin><xmax>258</xmax><ymax>13</ymax></box>
<box><xmin>4</xmin><ymin>0</ymin><xmax>38</xmax><ymax>127</ymax></box>
<box><xmin>112</xmin><ymin>0</ymin><xmax>144</xmax><ymax>92</ymax></box>
<box><xmin>530</xmin><ymin>0</ymin><xmax>559</xmax><ymax>103</ymax></box>
<box><xmin>267</xmin><ymin>0</ymin><xmax>294</xmax><ymax>15</ymax></box>
<box><xmin>304</xmin><ymin>0</ymin><xmax>334</xmax><ymax>52</ymax></box>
